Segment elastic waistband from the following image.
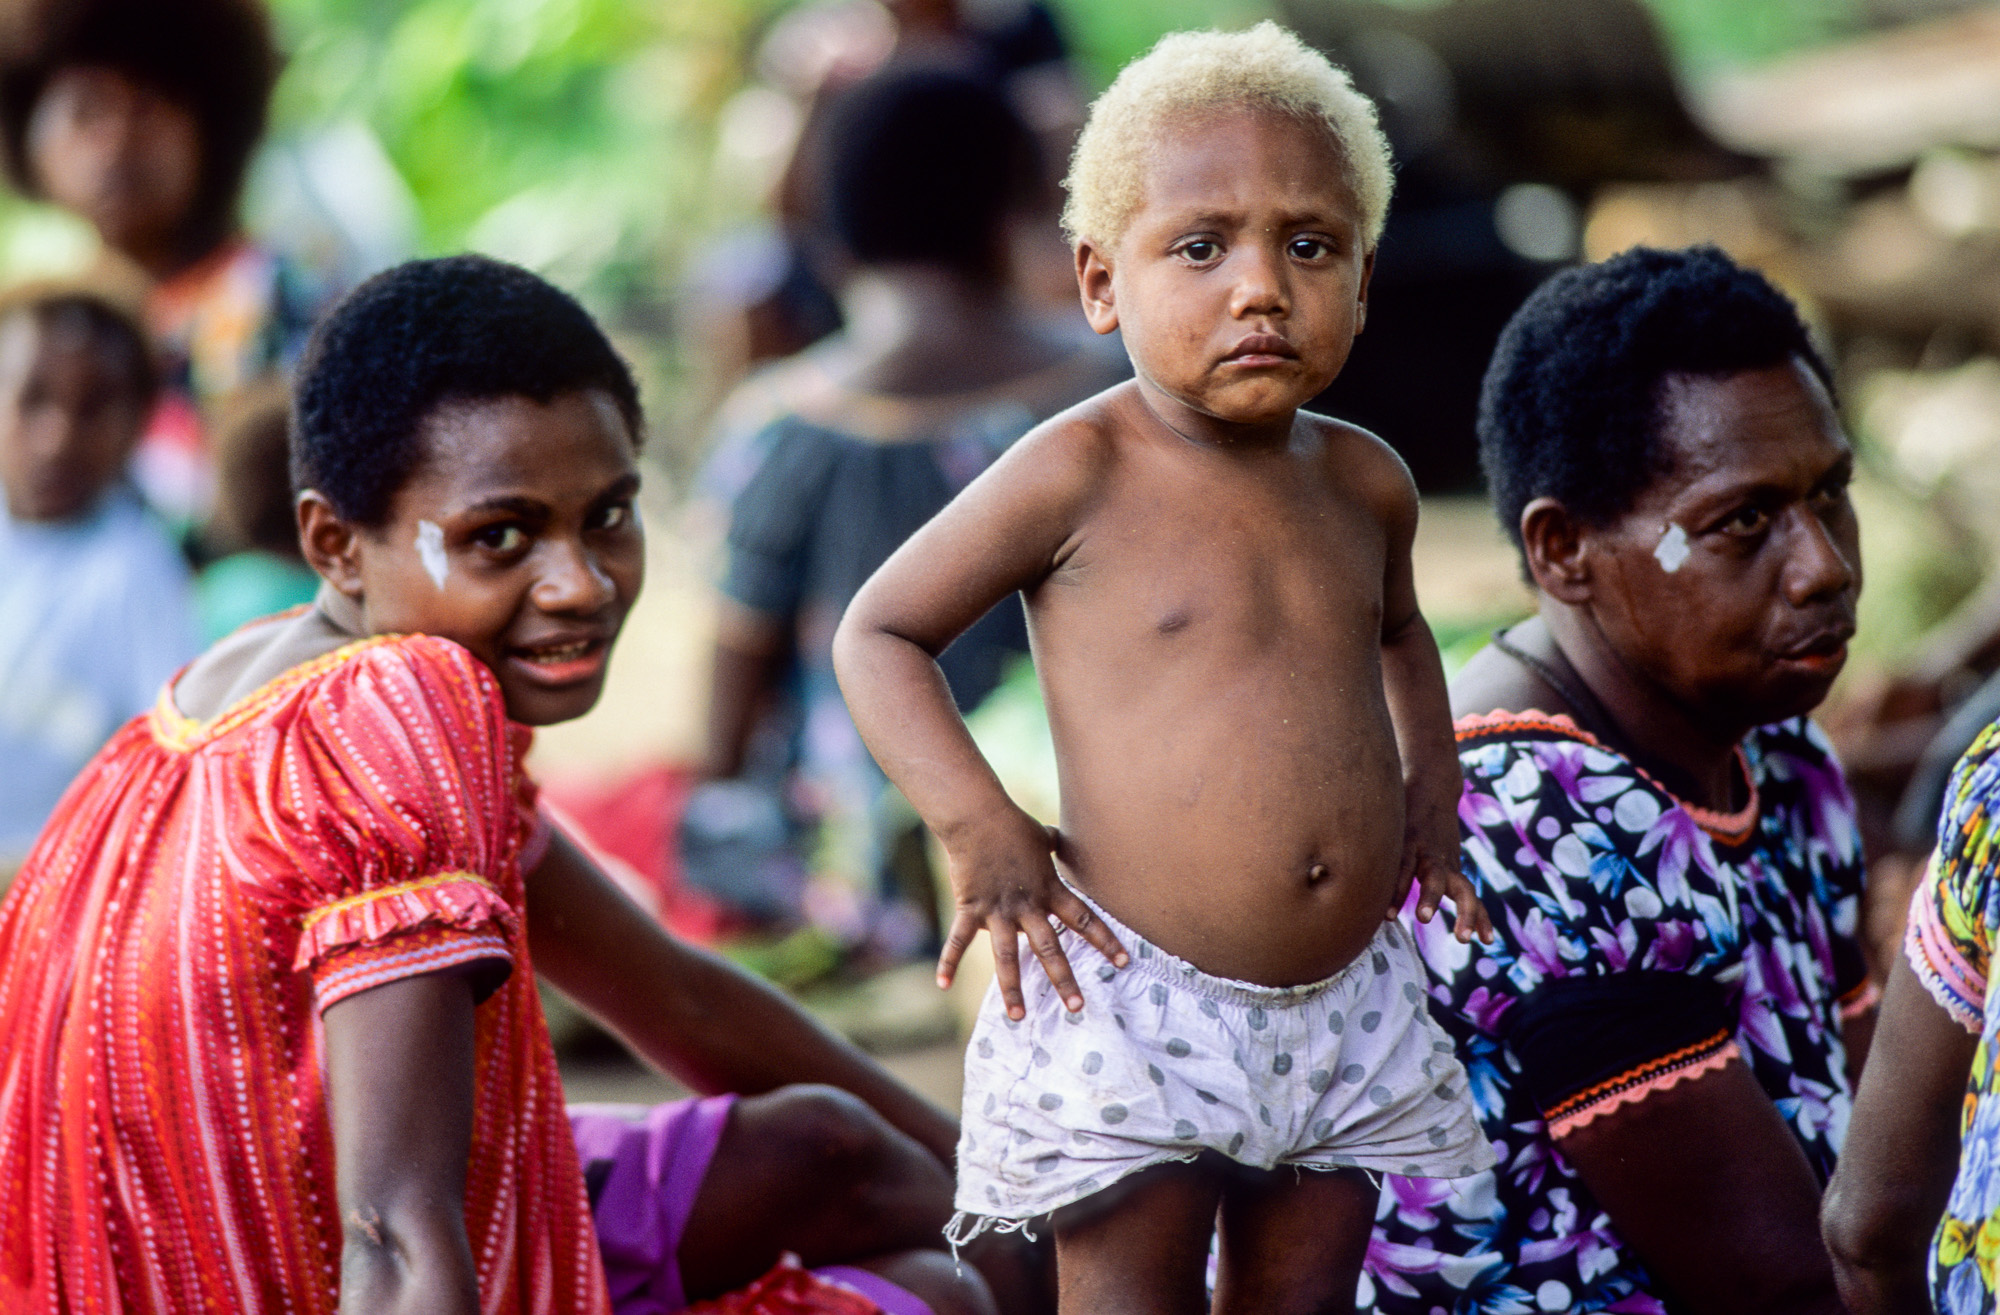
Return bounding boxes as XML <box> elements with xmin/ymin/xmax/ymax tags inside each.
<box><xmin>1064</xmin><ymin>881</ymin><xmax>1389</xmax><ymax>1009</ymax></box>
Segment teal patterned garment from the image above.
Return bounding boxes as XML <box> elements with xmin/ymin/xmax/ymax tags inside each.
<box><xmin>1368</xmin><ymin>711</ymin><xmax>1869</xmax><ymax>1314</ymax></box>
<box><xmin>1905</xmin><ymin>719</ymin><xmax>2000</xmax><ymax>1313</ymax></box>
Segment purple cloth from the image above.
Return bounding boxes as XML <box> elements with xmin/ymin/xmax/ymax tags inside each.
<box><xmin>569</xmin><ymin>1097</ymin><xmax>934</xmax><ymax>1315</ymax></box>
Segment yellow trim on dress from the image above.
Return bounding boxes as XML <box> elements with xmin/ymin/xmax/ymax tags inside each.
<box><xmin>150</xmin><ymin>633</ymin><xmax>401</xmax><ymax>753</ymax></box>
<box><xmin>301</xmin><ymin>871</ymin><xmax>500</xmax><ymax>931</ymax></box>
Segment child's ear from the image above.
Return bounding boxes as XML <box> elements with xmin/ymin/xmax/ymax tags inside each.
<box><xmin>297</xmin><ymin>491</ymin><xmax>365</xmax><ymax>600</ymax></box>
<box><xmin>1354</xmin><ymin>248</ymin><xmax>1376</xmax><ymax>337</ymax></box>
<box><xmin>1075</xmin><ymin>240</ymin><xmax>1118</xmax><ymax>335</ymax></box>
<box><xmin>1520</xmin><ymin>497</ymin><xmax>1592</xmax><ymax>605</ymax></box>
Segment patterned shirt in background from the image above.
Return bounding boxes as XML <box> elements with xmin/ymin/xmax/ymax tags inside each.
<box><xmin>1905</xmin><ymin>719</ymin><xmax>2000</xmax><ymax>1313</ymax></box>
<box><xmin>1368</xmin><ymin>711</ymin><xmax>1869</xmax><ymax>1314</ymax></box>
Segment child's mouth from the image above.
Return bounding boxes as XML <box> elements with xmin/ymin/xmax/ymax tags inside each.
<box><xmin>506</xmin><ymin>637</ymin><xmax>610</xmax><ymax>687</ymax></box>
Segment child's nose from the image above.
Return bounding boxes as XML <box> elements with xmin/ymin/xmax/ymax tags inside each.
<box><xmin>1228</xmin><ymin>245</ymin><xmax>1289</xmax><ymax>317</ymax></box>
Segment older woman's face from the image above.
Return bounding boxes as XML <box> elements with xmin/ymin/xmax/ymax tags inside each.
<box><xmin>1583</xmin><ymin>357</ymin><xmax>1860</xmax><ymax>731</ymax></box>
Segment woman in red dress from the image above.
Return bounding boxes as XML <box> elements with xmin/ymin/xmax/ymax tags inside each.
<box><xmin>0</xmin><ymin>257</ymin><xmax>1024</xmax><ymax>1315</ymax></box>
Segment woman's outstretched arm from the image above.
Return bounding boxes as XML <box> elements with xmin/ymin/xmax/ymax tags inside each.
<box><xmin>324</xmin><ymin>970</ymin><xmax>483</xmax><ymax>1315</ymax></box>
<box><xmin>526</xmin><ymin>827</ymin><xmax>961</xmax><ymax>1166</ymax></box>
<box><xmin>1822</xmin><ymin>953</ymin><xmax>1977</xmax><ymax>1314</ymax></box>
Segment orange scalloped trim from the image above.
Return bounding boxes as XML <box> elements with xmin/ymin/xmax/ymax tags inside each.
<box><xmin>1454</xmin><ymin>707</ymin><xmax>1759</xmax><ymax>846</ymax></box>
<box><xmin>150</xmin><ymin>632</ymin><xmax>402</xmax><ymax>753</ymax></box>
<box><xmin>1546</xmin><ymin>1038</ymin><xmax>1740</xmax><ymax>1139</ymax></box>
<box><xmin>300</xmin><ymin>871</ymin><xmax>498</xmax><ymax>931</ymax></box>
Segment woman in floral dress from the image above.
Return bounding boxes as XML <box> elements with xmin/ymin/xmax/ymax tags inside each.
<box><xmin>1367</xmin><ymin>246</ymin><xmax>1872</xmax><ymax>1314</ymax></box>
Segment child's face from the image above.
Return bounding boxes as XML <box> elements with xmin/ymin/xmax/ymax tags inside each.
<box><xmin>1077</xmin><ymin>106</ymin><xmax>1373</xmax><ymax>428</ymax></box>
<box><xmin>28</xmin><ymin>67</ymin><xmax>201</xmax><ymax>265</ymax></box>
<box><xmin>308</xmin><ymin>391</ymin><xmax>644</xmax><ymax>727</ymax></box>
<box><xmin>0</xmin><ymin>312</ymin><xmax>146</xmax><ymax>522</ymax></box>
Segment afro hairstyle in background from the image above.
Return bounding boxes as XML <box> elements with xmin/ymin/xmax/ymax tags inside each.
<box><xmin>1479</xmin><ymin>244</ymin><xmax>1834</xmax><ymax>557</ymax></box>
<box><xmin>0</xmin><ymin>0</ymin><xmax>280</xmax><ymax>257</ymax></box>
<box><xmin>291</xmin><ymin>254</ymin><xmax>642</xmax><ymax>528</ymax></box>
<box><xmin>821</xmin><ymin>62</ymin><xmax>1038</xmax><ymax>283</ymax></box>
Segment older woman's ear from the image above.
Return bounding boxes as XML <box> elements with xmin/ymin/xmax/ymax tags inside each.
<box><xmin>1519</xmin><ymin>497</ymin><xmax>1593</xmax><ymax>605</ymax></box>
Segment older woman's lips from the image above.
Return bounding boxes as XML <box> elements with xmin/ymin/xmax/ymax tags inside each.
<box><xmin>1778</xmin><ymin>633</ymin><xmax>1853</xmax><ymax>671</ymax></box>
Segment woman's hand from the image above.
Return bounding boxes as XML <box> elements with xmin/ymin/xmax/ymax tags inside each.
<box><xmin>938</xmin><ymin>807</ymin><xmax>1128</xmax><ymax>1019</ymax></box>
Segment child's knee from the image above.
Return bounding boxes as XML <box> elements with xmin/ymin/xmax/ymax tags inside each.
<box><xmin>759</xmin><ymin>1084</ymin><xmax>892</xmax><ymax>1170</ymax></box>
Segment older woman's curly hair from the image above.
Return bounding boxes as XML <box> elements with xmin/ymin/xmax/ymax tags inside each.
<box><xmin>1061</xmin><ymin>21</ymin><xmax>1393</xmax><ymax>253</ymax></box>
<box><xmin>0</xmin><ymin>0</ymin><xmax>280</xmax><ymax>256</ymax></box>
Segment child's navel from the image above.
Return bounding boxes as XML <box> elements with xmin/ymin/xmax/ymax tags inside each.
<box><xmin>1307</xmin><ymin>863</ymin><xmax>1330</xmax><ymax>886</ymax></box>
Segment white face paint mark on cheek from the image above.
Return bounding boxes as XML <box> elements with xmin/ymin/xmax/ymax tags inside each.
<box><xmin>1654</xmin><ymin>522</ymin><xmax>1691</xmax><ymax>573</ymax></box>
<box><xmin>416</xmin><ymin>520</ymin><xmax>449</xmax><ymax>589</ymax></box>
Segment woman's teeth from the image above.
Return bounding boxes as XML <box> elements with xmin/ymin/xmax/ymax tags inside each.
<box><xmin>525</xmin><ymin>641</ymin><xmax>592</xmax><ymax>664</ymax></box>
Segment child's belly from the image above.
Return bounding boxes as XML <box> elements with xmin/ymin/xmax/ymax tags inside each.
<box><xmin>1047</xmin><ymin>668</ymin><xmax>1409</xmax><ymax>988</ymax></box>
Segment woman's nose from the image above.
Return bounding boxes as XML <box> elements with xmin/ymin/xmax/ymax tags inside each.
<box><xmin>533</xmin><ymin>538</ymin><xmax>617</xmax><ymax>614</ymax></box>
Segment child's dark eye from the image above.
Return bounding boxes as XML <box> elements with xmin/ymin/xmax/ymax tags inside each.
<box><xmin>1177</xmin><ymin>239</ymin><xmax>1221</xmax><ymax>263</ymax></box>
<box><xmin>1288</xmin><ymin>237</ymin><xmax>1332</xmax><ymax>260</ymax></box>
<box><xmin>474</xmin><ymin>524</ymin><xmax>528</xmax><ymax>553</ymax></box>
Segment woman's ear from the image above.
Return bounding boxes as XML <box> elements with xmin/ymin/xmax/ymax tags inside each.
<box><xmin>1520</xmin><ymin>497</ymin><xmax>1593</xmax><ymax>605</ymax></box>
<box><xmin>297</xmin><ymin>491</ymin><xmax>364</xmax><ymax>601</ymax></box>
<box><xmin>1075</xmin><ymin>239</ymin><xmax>1118</xmax><ymax>335</ymax></box>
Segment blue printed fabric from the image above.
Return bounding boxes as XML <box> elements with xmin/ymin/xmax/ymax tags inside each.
<box><xmin>1366</xmin><ymin>711</ymin><xmax>1868</xmax><ymax>1314</ymax></box>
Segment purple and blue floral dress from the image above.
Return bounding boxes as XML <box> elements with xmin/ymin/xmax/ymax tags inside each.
<box><xmin>1366</xmin><ymin>710</ymin><xmax>1871</xmax><ymax>1314</ymax></box>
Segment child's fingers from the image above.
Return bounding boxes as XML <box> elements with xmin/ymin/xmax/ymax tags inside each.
<box><xmin>1413</xmin><ymin>864</ymin><xmax>1445</xmax><ymax>923</ymax></box>
<box><xmin>988</xmin><ymin>916</ymin><xmax>1027</xmax><ymax>1020</ymax></box>
<box><xmin>1020</xmin><ymin>916</ymin><xmax>1086</xmax><ymax>1013</ymax></box>
<box><xmin>1446</xmin><ymin>873</ymin><xmax>1495</xmax><ymax>945</ymax></box>
<box><xmin>1051</xmin><ymin>888</ymin><xmax>1128</xmax><ymax>969</ymax></box>
<box><xmin>937</xmin><ymin>909</ymin><xmax>982</xmax><ymax>990</ymax></box>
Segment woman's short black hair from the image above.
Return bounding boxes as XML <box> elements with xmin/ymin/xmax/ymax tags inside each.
<box><xmin>822</xmin><ymin>63</ymin><xmax>1038</xmax><ymax>281</ymax></box>
<box><xmin>0</xmin><ymin>0</ymin><xmax>281</xmax><ymax>256</ymax></box>
<box><xmin>1479</xmin><ymin>244</ymin><xmax>1835</xmax><ymax>552</ymax></box>
<box><xmin>291</xmin><ymin>254</ymin><xmax>643</xmax><ymax>527</ymax></box>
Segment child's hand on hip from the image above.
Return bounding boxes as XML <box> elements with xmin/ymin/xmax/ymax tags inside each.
<box><xmin>939</xmin><ymin>806</ymin><xmax>1129</xmax><ymax>1019</ymax></box>
<box><xmin>1395</xmin><ymin>810</ymin><xmax>1495</xmax><ymax>945</ymax></box>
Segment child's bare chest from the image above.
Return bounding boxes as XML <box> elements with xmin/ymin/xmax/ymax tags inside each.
<box><xmin>1044</xmin><ymin>466</ymin><xmax>1387</xmax><ymax>648</ymax></box>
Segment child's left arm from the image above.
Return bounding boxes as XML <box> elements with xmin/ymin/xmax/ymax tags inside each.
<box><xmin>1374</xmin><ymin>460</ymin><xmax>1493</xmax><ymax>944</ymax></box>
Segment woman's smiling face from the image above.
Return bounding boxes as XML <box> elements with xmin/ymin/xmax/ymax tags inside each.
<box><xmin>307</xmin><ymin>389</ymin><xmax>644</xmax><ymax>727</ymax></box>
<box><xmin>1574</xmin><ymin>357</ymin><xmax>1861</xmax><ymax>731</ymax></box>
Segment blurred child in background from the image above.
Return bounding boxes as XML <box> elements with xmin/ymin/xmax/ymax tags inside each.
<box><xmin>193</xmin><ymin>381</ymin><xmax>317</xmax><ymax>642</ymax></box>
<box><xmin>0</xmin><ymin>282</ymin><xmax>196</xmax><ymax>870</ymax></box>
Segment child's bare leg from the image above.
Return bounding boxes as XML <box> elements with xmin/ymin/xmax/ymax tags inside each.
<box><xmin>1052</xmin><ymin>1156</ymin><xmax>1225</xmax><ymax>1315</ymax></box>
<box><xmin>677</xmin><ymin>1085</ymin><xmax>967</xmax><ymax>1297</ymax></box>
<box><xmin>1212</xmin><ymin>1165</ymin><xmax>1376</xmax><ymax>1315</ymax></box>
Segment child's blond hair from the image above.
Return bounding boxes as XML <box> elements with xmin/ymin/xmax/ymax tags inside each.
<box><xmin>1061</xmin><ymin>22</ymin><xmax>1393</xmax><ymax>253</ymax></box>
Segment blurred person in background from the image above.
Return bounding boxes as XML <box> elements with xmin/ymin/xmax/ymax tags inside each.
<box><xmin>0</xmin><ymin>0</ymin><xmax>325</xmax><ymax>540</ymax></box>
<box><xmin>0</xmin><ymin>282</ymin><xmax>195</xmax><ymax>873</ymax></box>
<box><xmin>689</xmin><ymin>63</ymin><xmax>1125</xmax><ymax>962</ymax></box>
<box><xmin>192</xmin><ymin>380</ymin><xmax>315</xmax><ymax>642</ymax></box>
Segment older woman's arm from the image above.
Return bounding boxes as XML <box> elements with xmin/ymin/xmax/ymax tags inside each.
<box><xmin>1555</xmin><ymin>1058</ymin><xmax>1842</xmax><ymax>1315</ymax></box>
<box><xmin>1821</xmin><ymin>953</ymin><xmax>1976</xmax><ymax>1313</ymax></box>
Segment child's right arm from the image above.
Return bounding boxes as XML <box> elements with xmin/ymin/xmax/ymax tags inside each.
<box><xmin>832</xmin><ymin>421</ymin><xmax>1128</xmax><ymax>1019</ymax></box>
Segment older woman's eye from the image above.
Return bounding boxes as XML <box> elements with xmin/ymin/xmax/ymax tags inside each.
<box><xmin>592</xmin><ymin>504</ymin><xmax>630</xmax><ymax>531</ymax></box>
<box><xmin>1720</xmin><ymin>506</ymin><xmax>1770</xmax><ymax>535</ymax></box>
<box><xmin>474</xmin><ymin>524</ymin><xmax>527</xmax><ymax>553</ymax></box>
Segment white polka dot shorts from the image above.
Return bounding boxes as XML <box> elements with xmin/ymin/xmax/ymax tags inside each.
<box><xmin>950</xmin><ymin>887</ymin><xmax>1495</xmax><ymax>1233</ymax></box>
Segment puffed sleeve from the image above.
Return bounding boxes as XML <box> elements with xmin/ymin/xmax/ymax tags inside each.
<box><xmin>258</xmin><ymin>636</ymin><xmax>525</xmax><ymax>1013</ymax></box>
<box><xmin>1441</xmin><ymin>719</ymin><xmax>1740</xmax><ymax>1138</ymax></box>
<box><xmin>1906</xmin><ymin>720</ymin><xmax>2000</xmax><ymax>1034</ymax></box>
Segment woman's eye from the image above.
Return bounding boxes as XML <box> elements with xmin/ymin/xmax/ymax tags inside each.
<box><xmin>1179</xmin><ymin>239</ymin><xmax>1220</xmax><ymax>263</ymax></box>
<box><xmin>475</xmin><ymin>525</ymin><xmax>527</xmax><ymax>553</ymax></box>
<box><xmin>1721</xmin><ymin>506</ymin><xmax>1769</xmax><ymax>535</ymax></box>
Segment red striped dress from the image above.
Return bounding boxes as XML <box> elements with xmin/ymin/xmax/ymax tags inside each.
<box><xmin>0</xmin><ymin>633</ymin><xmax>608</xmax><ymax>1313</ymax></box>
